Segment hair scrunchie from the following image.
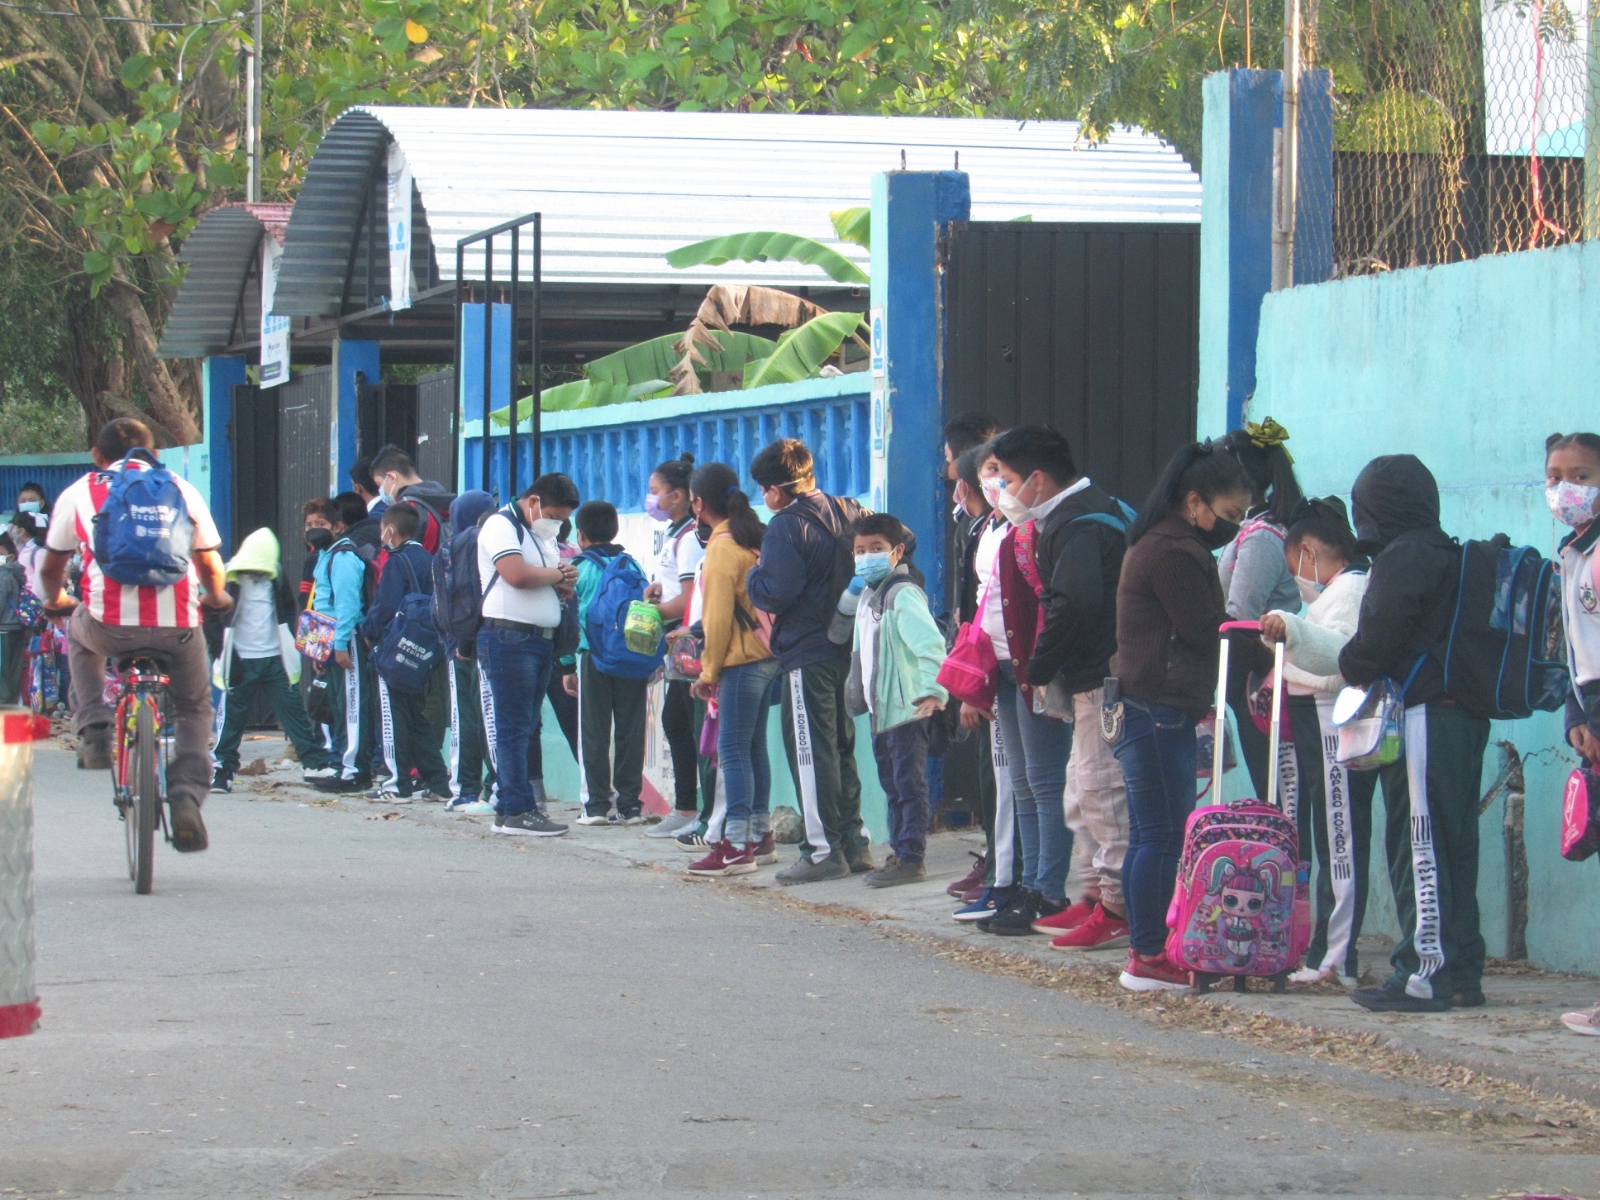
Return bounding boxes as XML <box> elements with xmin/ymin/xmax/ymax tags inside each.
<box><xmin>1245</xmin><ymin>417</ymin><xmax>1294</xmax><ymax>463</ymax></box>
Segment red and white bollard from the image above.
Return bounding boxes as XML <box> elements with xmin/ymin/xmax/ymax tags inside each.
<box><xmin>0</xmin><ymin>707</ymin><xmax>50</xmax><ymax>1039</ymax></box>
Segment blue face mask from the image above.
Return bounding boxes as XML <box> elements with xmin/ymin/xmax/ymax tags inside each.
<box><xmin>854</xmin><ymin>551</ymin><xmax>894</xmax><ymax>585</ymax></box>
<box><xmin>17</xmin><ymin>501</ymin><xmax>40</xmax><ymax>513</ymax></box>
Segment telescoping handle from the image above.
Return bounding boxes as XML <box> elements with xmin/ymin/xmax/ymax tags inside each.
<box><xmin>1214</xmin><ymin>621</ymin><xmax>1285</xmax><ymax>805</ymax></box>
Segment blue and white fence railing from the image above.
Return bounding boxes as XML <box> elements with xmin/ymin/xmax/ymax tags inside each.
<box><xmin>460</xmin><ymin>373</ymin><xmax>872</xmax><ymax>511</ymax></box>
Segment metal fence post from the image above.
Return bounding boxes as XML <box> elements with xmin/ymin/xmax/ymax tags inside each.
<box><xmin>0</xmin><ymin>709</ymin><xmax>49</xmax><ymax>1040</ymax></box>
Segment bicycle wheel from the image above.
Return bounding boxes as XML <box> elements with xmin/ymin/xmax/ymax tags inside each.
<box><xmin>133</xmin><ymin>701</ymin><xmax>157</xmax><ymax>895</ymax></box>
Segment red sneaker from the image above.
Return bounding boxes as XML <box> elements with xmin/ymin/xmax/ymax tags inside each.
<box><xmin>750</xmin><ymin>832</ymin><xmax>778</xmax><ymax>865</ymax></box>
<box><xmin>959</xmin><ymin>883</ymin><xmax>988</xmax><ymax>904</ymax></box>
<box><xmin>1031</xmin><ymin>895</ymin><xmax>1098</xmax><ymax>935</ymax></box>
<box><xmin>1050</xmin><ymin>904</ymin><xmax>1130</xmax><ymax>950</ymax></box>
<box><xmin>1118</xmin><ymin>950</ymin><xmax>1193</xmax><ymax>993</ymax></box>
<box><xmin>946</xmin><ymin>851</ymin><xmax>987</xmax><ymax>898</ymax></box>
<box><xmin>688</xmin><ymin>839</ymin><xmax>757</xmax><ymax>877</ymax></box>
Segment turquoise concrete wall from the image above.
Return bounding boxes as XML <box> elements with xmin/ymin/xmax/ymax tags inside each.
<box><xmin>1249</xmin><ymin>240</ymin><xmax>1600</xmax><ymax>974</ymax></box>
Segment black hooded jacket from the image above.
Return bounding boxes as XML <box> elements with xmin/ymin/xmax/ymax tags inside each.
<box><xmin>1026</xmin><ymin>481</ymin><xmax>1128</xmax><ymax>694</ymax></box>
<box><xmin>1337</xmin><ymin>455</ymin><xmax>1461</xmax><ymax>705</ymax></box>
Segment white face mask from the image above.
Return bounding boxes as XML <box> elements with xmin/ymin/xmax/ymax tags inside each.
<box><xmin>1296</xmin><ymin>575</ymin><xmax>1326</xmax><ymax>605</ymax></box>
<box><xmin>530</xmin><ymin>517</ymin><xmax>561</xmax><ymax>541</ymax></box>
<box><xmin>993</xmin><ymin>480</ymin><xmax>1032</xmax><ymax>525</ymax></box>
<box><xmin>1547</xmin><ymin>480</ymin><xmax>1600</xmax><ymax>528</ymax></box>
<box><xmin>979</xmin><ymin>475</ymin><xmax>1005</xmax><ymax>510</ymax></box>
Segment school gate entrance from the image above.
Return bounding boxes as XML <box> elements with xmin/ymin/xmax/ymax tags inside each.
<box><xmin>938</xmin><ymin>219</ymin><xmax>1200</xmax><ymax>815</ymax></box>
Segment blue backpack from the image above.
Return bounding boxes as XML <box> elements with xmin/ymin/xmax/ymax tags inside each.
<box><xmin>92</xmin><ymin>450</ymin><xmax>195</xmax><ymax>586</ymax></box>
<box><xmin>435</xmin><ymin>522</ymin><xmax>491</xmax><ymax>655</ymax></box>
<box><xmin>581</xmin><ymin>550</ymin><xmax>663</xmax><ymax>679</ymax></box>
<box><xmin>375</xmin><ymin>552</ymin><xmax>445</xmax><ymax>694</ymax></box>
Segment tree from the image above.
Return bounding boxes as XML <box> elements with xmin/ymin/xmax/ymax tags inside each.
<box><xmin>1</xmin><ymin>1</ymin><xmax>1031</xmax><ymax>448</ymax></box>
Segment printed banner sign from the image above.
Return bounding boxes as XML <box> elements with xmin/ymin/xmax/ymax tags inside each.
<box><xmin>259</xmin><ymin>237</ymin><xmax>290</xmax><ymax>389</ymax></box>
<box><xmin>386</xmin><ymin>141</ymin><xmax>413</xmax><ymax>311</ymax></box>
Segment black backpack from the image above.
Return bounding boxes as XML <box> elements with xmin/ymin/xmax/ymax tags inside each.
<box><xmin>1442</xmin><ymin>535</ymin><xmax>1569</xmax><ymax>720</ymax></box>
<box><xmin>791</xmin><ymin>494</ymin><xmax>866</xmax><ymax>612</ymax></box>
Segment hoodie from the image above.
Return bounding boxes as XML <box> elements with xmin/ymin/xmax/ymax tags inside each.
<box><xmin>397</xmin><ymin>480</ymin><xmax>456</xmax><ymax>551</ymax></box>
<box><xmin>746</xmin><ymin>489</ymin><xmax>866</xmax><ymax>673</ymax></box>
<box><xmin>1337</xmin><ymin>455</ymin><xmax>1461</xmax><ymax>706</ymax></box>
<box><xmin>1026</xmin><ymin>480</ymin><xmax>1129</xmax><ymax>694</ymax></box>
<box><xmin>204</xmin><ymin>527</ymin><xmax>301</xmax><ymax>685</ymax></box>
<box><xmin>439</xmin><ymin>490</ymin><xmax>497</xmax><ymax>658</ymax></box>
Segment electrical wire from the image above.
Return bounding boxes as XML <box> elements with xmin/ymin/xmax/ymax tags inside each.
<box><xmin>0</xmin><ymin>1</ymin><xmax>235</xmax><ymax>27</ymax></box>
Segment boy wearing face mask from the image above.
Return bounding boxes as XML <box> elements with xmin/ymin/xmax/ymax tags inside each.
<box><xmin>844</xmin><ymin>514</ymin><xmax>948</xmax><ymax>887</ymax></box>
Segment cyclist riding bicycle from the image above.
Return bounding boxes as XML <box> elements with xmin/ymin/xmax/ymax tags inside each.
<box><xmin>38</xmin><ymin>419</ymin><xmax>232</xmax><ymax>852</ymax></box>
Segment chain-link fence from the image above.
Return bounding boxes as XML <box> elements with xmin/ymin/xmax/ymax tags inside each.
<box><xmin>1314</xmin><ymin>0</ymin><xmax>1590</xmax><ymax>277</ymax></box>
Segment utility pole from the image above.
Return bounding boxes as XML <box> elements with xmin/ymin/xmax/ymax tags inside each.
<box><xmin>1271</xmin><ymin>0</ymin><xmax>1300</xmax><ymax>290</ymax></box>
<box><xmin>246</xmin><ymin>0</ymin><xmax>262</xmax><ymax>203</ymax></box>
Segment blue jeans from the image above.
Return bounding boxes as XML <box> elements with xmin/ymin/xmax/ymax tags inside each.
<box><xmin>1112</xmin><ymin>696</ymin><xmax>1198</xmax><ymax>955</ymax></box>
<box><xmin>478</xmin><ymin>626</ymin><xmax>555</xmax><ymax>817</ymax></box>
<box><xmin>717</xmin><ymin>657</ymin><xmax>780</xmax><ymax>845</ymax></box>
<box><xmin>993</xmin><ymin>666</ymin><xmax>1074</xmax><ymax>902</ymax></box>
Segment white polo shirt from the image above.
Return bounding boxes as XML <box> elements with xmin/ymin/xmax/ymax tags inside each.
<box><xmin>477</xmin><ymin>507</ymin><xmax>562</xmax><ymax>628</ymax></box>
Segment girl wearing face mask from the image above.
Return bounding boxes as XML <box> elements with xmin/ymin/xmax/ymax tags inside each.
<box><xmin>1544</xmin><ymin>431</ymin><xmax>1600</xmax><ymax>1037</ymax></box>
<box><xmin>1259</xmin><ymin>498</ymin><xmax>1374</xmax><ymax>988</ymax></box>
<box><xmin>641</xmin><ymin>453</ymin><xmax>711</xmax><ymax>841</ymax></box>
<box><xmin>1109</xmin><ymin>441</ymin><xmax>1255</xmax><ymax>992</ymax></box>
<box><xmin>1216</xmin><ymin>421</ymin><xmax>1306</xmax><ymax>800</ymax></box>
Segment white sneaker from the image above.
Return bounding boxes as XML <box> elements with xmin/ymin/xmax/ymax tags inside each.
<box><xmin>302</xmin><ymin>766</ymin><xmax>337</xmax><ymax>780</ymax></box>
<box><xmin>1288</xmin><ymin>967</ymin><xmax>1325</xmax><ymax>984</ymax></box>
<box><xmin>646</xmin><ymin>811</ymin><xmax>701</xmax><ymax>838</ymax></box>
<box><xmin>576</xmin><ymin>813</ymin><xmax>612</xmax><ymax>826</ymax></box>
<box><xmin>1561</xmin><ymin>1004</ymin><xmax>1600</xmax><ymax>1036</ymax></box>
<box><xmin>454</xmin><ymin>799</ymin><xmax>495</xmax><ymax>815</ymax></box>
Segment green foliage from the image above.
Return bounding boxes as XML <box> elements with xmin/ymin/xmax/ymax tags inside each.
<box><xmin>0</xmin><ymin>394</ymin><xmax>86</xmax><ymax>455</ymax></box>
<box><xmin>830</xmin><ymin>207</ymin><xmax>872</xmax><ymax>251</ymax></box>
<box><xmin>741</xmin><ymin>311</ymin><xmax>866</xmax><ymax>389</ymax></box>
<box><xmin>666</xmin><ymin>232</ymin><xmax>868</xmax><ymax>284</ymax></box>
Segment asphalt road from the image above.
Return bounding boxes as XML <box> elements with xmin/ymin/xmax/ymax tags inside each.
<box><xmin>2</xmin><ymin>741</ymin><xmax>1594</xmax><ymax>1199</ymax></box>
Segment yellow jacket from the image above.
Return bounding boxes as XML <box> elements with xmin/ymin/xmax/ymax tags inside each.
<box><xmin>699</xmin><ymin>523</ymin><xmax>772</xmax><ymax>685</ymax></box>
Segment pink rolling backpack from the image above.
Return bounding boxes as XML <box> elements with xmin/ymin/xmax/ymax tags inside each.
<box><xmin>1166</xmin><ymin>622</ymin><xmax>1312</xmax><ymax>993</ymax></box>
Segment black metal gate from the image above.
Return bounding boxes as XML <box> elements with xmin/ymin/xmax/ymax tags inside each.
<box><xmin>230</xmin><ymin>382</ymin><xmax>277</xmax><ymax>555</ymax></box>
<box><xmin>943</xmin><ymin>221</ymin><xmax>1200</xmax><ymax>505</ymax></box>
<box><xmin>357</xmin><ymin>371</ymin><xmax>455</xmax><ymax>488</ymax></box>
<box><xmin>275</xmin><ymin>366</ymin><xmax>335</xmax><ymax>569</ymax></box>
<box><xmin>416</xmin><ymin>369</ymin><xmax>455</xmax><ymax>488</ymax></box>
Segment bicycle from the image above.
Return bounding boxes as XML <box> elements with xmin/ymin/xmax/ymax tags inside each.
<box><xmin>111</xmin><ymin>653</ymin><xmax>171</xmax><ymax>895</ymax></box>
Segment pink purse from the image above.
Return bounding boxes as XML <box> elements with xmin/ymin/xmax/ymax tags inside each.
<box><xmin>937</xmin><ymin>581</ymin><xmax>999</xmax><ymax>711</ymax></box>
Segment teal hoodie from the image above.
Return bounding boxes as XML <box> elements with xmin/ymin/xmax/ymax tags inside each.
<box><xmin>845</xmin><ymin>567</ymin><xmax>949</xmax><ymax>734</ymax></box>
<box><xmin>311</xmin><ymin>536</ymin><xmax>368</xmax><ymax>652</ymax></box>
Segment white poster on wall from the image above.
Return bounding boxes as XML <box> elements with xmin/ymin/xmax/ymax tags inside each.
<box><xmin>259</xmin><ymin>236</ymin><xmax>290</xmax><ymax>389</ymax></box>
<box><xmin>386</xmin><ymin>141</ymin><xmax>413</xmax><ymax>310</ymax></box>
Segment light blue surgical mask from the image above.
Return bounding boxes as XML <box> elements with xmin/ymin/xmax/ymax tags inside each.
<box><xmin>17</xmin><ymin>501</ymin><xmax>40</xmax><ymax>513</ymax></box>
<box><xmin>854</xmin><ymin>552</ymin><xmax>894</xmax><ymax>585</ymax></box>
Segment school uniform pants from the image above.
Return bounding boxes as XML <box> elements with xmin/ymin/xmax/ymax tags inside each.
<box><xmin>528</xmin><ymin>668</ymin><xmax>579</xmax><ymax>789</ymax></box>
<box><xmin>1062</xmin><ymin>685</ymin><xmax>1130</xmax><ymax>911</ymax></box>
<box><xmin>872</xmin><ymin>719</ymin><xmax>931</xmax><ymax>867</ymax></box>
<box><xmin>327</xmin><ymin>643</ymin><xmax>375</xmax><ymax>781</ymax></box>
<box><xmin>376</xmin><ymin>675</ymin><xmax>451</xmax><ymax>797</ymax></box>
<box><xmin>66</xmin><ymin>609</ymin><xmax>212</xmax><ymax>809</ymax></box>
<box><xmin>213</xmin><ymin>654</ymin><xmax>329</xmax><ymax>774</ymax></box>
<box><xmin>1376</xmin><ymin>703</ymin><xmax>1490</xmax><ymax>1000</ymax></box>
<box><xmin>448</xmin><ymin>655</ymin><xmax>495</xmax><ymax>801</ymax></box>
<box><xmin>781</xmin><ymin>651</ymin><xmax>866</xmax><ymax>866</ymax></box>
<box><xmin>1227</xmin><ymin>669</ymin><xmax>1273</xmax><ymax>801</ymax></box>
<box><xmin>578</xmin><ymin>651</ymin><xmax>649</xmax><ymax>816</ymax></box>
<box><xmin>661</xmin><ymin>678</ymin><xmax>703</xmax><ymax>813</ymax></box>
<box><xmin>1288</xmin><ymin>693</ymin><xmax>1377</xmax><ymax>979</ymax></box>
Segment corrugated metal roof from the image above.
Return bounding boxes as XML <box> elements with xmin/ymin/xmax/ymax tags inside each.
<box><xmin>273</xmin><ymin>107</ymin><xmax>1199</xmax><ymax>319</ymax></box>
<box><xmin>157</xmin><ymin>203</ymin><xmax>293</xmax><ymax>359</ymax></box>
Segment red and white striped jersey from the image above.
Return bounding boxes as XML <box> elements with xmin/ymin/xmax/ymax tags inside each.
<box><xmin>45</xmin><ymin>462</ymin><xmax>221</xmax><ymax>629</ymax></box>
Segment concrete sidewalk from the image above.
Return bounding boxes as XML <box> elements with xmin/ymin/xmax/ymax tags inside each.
<box><xmin>224</xmin><ymin>735</ymin><xmax>1600</xmax><ymax>1107</ymax></box>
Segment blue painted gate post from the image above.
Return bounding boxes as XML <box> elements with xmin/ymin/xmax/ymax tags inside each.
<box><xmin>331</xmin><ymin>339</ymin><xmax>379</xmax><ymax>495</ymax></box>
<box><xmin>1197</xmin><ymin>68</ymin><xmax>1333</xmax><ymax>435</ymax></box>
<box><xmin>870</xmin><ymin>169</ymin><xmax>971</xmax><ymax>611</ymax></box>
<box><xmin>203</xmin><ymin>354</ymin><xmax>247</xmax><ymax>556</ymax></box>
<box><xmin>456</xmin><ymin>303</ymin><xmax>512</xmax><ymax>496</ymax></box>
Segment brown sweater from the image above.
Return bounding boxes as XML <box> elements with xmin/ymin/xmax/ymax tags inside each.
<box><xmin>698</xmin><ymin>524</ymin><xmax>772</xmax><ymax>686</ymax></box>
<box><xmin>1109</xmin><ymin>512</ymin><xmax>1228</xmax><ymax>719</ymax></box>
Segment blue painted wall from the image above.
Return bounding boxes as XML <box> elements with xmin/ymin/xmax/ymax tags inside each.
<box><xmin>332</xmin><ymin>339</ymin><xmax>379</xmax><ymax>493</ymax></box>
<box><xmin>204</xmin><ymin>355</ymin><xmax>248</xmax><ymax>555</ymax></box>
<box><xmin>458</xmin><ymin>302</ymin><xmax>513</xmax><ymax>496</ymax></box>
<box><xmin>1251</xmin><ymin>241</ymin><xmax>1600</xmax><ymax>973</ymax></box>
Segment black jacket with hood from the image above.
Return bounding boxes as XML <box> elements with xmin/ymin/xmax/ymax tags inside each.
<box><xmin>1337</xmin><ymin>455</ymin><xmax>1461</xmax><ymax>706</ymax></box>
<box><xmin>1026</xmin><ymin>481</ymin><xmax>1128</xmax><ymax>694</ymax></box>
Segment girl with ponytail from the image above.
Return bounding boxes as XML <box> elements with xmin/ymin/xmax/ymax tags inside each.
<box><xmin>1216</xmin><ymin>419</ymin><xmax>1306</xmax><ymax>797</ymax></box>
<box><xmin>1109</xmin><ymin>440</ymin><xmax>1254</xmax><ymax>993</ymax></box>
<box><xmin>685</xmin><ymin>463</ymin><xmax>779</xmax><ymax>877</ymax></box>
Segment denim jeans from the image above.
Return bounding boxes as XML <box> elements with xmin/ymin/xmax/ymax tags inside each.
<box><xmin>993</xmin><ymin>665</ymin><xmax>1074</xmax><ymax>902</ymax></box>
<box><xmin>1112</xmin><ymin>696</ymin><xmax>1198</xmax><ymax>955</ymax></box>
<box><xmin>477</xmin><ymin>625</ymin><xmax>555</xmax><ymax>817</ymax></box>
<box><xmin>718</xmin><ymin>657</ymin><xmax>780</xmax><ymax>845</ymax></box>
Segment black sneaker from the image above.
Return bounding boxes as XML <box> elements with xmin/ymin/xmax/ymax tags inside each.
<box><xmin>1454</xmin><ymin>988</ymin><xmax>1486</xmax><ymax>1008</ymax></box>
<box><xmin>1350</xmin><ymin>984</ymin><xmax>1451</xmax><ymax>1013</ymax></box>
<box><xmin>314</xmin><ymin>773</ymin><xmax>371</xmax><ymax>794</ymax></box>
<box><xmin>493</xmin><ymin>808</ymin><xmax>568</xmax><ymax>837</ymax></box>
<box><xmin>989</xmin><ymin>889</ymin><xmax>1063</xmax><ymax>937</ymax></box>
<box><xmin>209</xmin><ymin>769</ymin><xmax>233</xmax><ymax>794</ymax></box>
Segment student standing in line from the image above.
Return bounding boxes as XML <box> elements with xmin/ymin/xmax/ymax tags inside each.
<box><xmin>642</xmin><ymin>453</ymin><xmax>709</xmax><ymax>840</ymax></box>
<box><xmin>1216</xmin><ymin>420</ymin><xmax>1305</xmax><ymax>798</ymax></box>
<box><xmin>1544</xmin><ymin>431</ymin><xmax>1600</xmax><ymax>1036</ymax></box>
<box><xmin>1339</xmin><ymin>455</ymin><xmax>1488</xmax><ymax>1014</ymax></box>
<box><xmin>1109</xmin><ymin>441</ymin><xmax>1254</xmax><ymax>992</ymax></box>
<box><xmin>845</xmin><ymin>514</ymin><xmax>948</xmax><ymax>887</ymax></box>
<box><xmin>1260</xmin><ymin>499</ymin><xmax>1374</xmax><ymax>987</ymax></box>
<box><xmin>477</xmin><ymin>482</ymin><xmax>578</xmax><ymax>837</ymax></box>
<box><xmin>687</xmin><ymin>463</ymin><xmax>779</xmax><ymax>877</ymax></box>
<box><xmin>747</xmin><ymin>438</ymin><xmax>873</xmax><ymax>884</ymax></box>
<box><xmin>441</xmin><ymin>490</ymin><xmax>498</xmax><ymax>814</ymax></box>
<box><xmin>523</xmin><ymin>474</ymin><xmax>582</xmax><ymax>805</ymax></box>
<box><xmin>310</xmin><ymin>501</ymin><xmax>375</xmax><ymax>792</ymax></box>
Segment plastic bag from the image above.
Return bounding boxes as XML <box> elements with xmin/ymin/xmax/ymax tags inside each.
<box><xmin>1332</xmin><ymin>679</ymin><xmax>1404</xmax><ymax>770</ymax></box>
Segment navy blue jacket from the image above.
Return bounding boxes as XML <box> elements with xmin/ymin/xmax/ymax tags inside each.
<box><xmin>747</xmin><ymin>490</ymin><xmax>865</xmax><ymax>673</ymax></box>
<box><xmin>361</xmin><ymin>541</ymin><xmax>434</xmax><ymax>644</ymax></box>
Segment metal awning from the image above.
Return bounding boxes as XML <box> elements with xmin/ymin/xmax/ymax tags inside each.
<box><xmin>155</xmin><ymin>202</ymin><xmax>292</xmax><ymax>359</ymax></box>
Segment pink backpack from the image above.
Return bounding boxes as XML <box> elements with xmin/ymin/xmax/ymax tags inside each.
<box><xmin>1167</xmin><ymin>623</ymin><xmax>1311</xmax><ymax>992</ymax></box>
<box><xmin>1561</xmin><ymin>768</ymin><xmax>1600</xmax><ymax>861</ymax></box>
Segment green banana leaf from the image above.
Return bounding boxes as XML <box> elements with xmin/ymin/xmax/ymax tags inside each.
<box><xmin>830</xmin><ymin>207</ymin><xmax>871</xmax><ymax>252</ymax></box>
<box><xmin>666</xmin><ymin>231</ymin><xmax>868</xmax><ymax>285</ymax></box>
<box><xmin>584</xmin><ymin>330</ymin><xmax>778</xmax><ymax>386</ymax></box>
<box><xmin>491</xmin><ymin>377</ymin><xmax>672</xmax><ymax>424</ymax></box>
<box><xmin>742</xmin><ymin>310</ymin><xmax>867</xmax><ymax>390</ymax></box>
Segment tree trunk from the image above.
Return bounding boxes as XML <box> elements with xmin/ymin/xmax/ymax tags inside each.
<box><xmin>103</xmin><ymin>274</ymin><xmax>201</xmax><ymax>446</ymax></box>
